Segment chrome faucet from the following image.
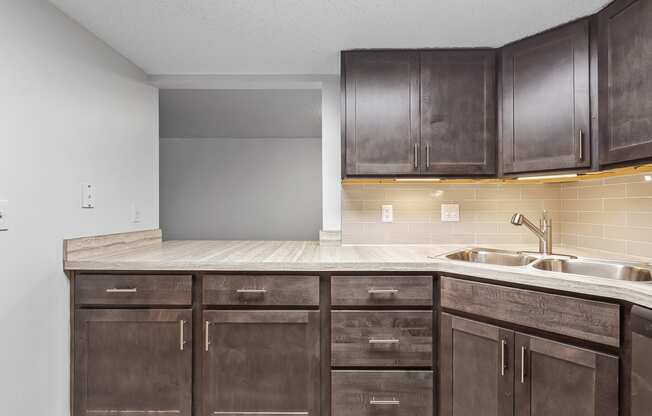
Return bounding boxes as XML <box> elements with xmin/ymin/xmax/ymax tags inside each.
<box><xmin>510</xmin><ymin>211</ymin><xmax>553</xmax><ymax>255</ymax></box>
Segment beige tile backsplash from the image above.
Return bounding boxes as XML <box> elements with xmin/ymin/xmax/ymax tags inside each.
<box><xmin>342</xmin><ymin>173</ymin><xmax>652</xmax><ymax>258</ymax></box>
<box><xmin>341</xmin><ymin>183</ymin><xmax>562</xmax><ymax>245</ymax></box>
<box><xmin>559</xmin><ymin>173</ymin><xmax>652</xmax><ymax>258</ymax></box>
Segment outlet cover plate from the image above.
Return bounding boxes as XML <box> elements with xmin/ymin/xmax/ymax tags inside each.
<box><xmin>441</xmin><ymin>203</ymin><xmax>460</xmax><ymax>222</ymax></box>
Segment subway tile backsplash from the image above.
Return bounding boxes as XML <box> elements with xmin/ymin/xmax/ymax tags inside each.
<box><xmin>559</xmin><ymin>173</ymin><xmax>652</xmax><ymax>259</ymax></box>
<box><xmin>341</xmin><ymin>183</ymin><xmax>562</xmax><ymax>245</ymax></box>
<box><xmin>342</xmin><ymin>173</ymin><xmax>652</xmax><ymax>259</ymax></box>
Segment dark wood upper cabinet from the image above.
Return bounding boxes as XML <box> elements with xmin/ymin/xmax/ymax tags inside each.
<box><xmin>202</xmin><ymin>310</ymin><xmax>320</xmax><ymax>416</ymax></box>
<box><xmin>501</xmin><ymin>19</ymin><xmax>591</xmax><ymax>174</ymax></box>
<box><xmin>342</xmin><ymin>51</ymin><xmax>420</xmax><ymax>175</ymax></box>
<box><xmin>75</xmin><ymin>309</ymin><xmax>192</xmax><ymax>416</ymax></box>
<box><xmin>598</xmin><ymin>0</ymin><xmax>652</xmax><ymax>166</ymax></box>
<box><xmin>440</xmin><ymin>313</ymin><xmax>514</xmax><ymax>416</ymax></box>
<box><xmin>631</xmin><ymin>306</ymin><xmax>652</xmax><ymax>416</ymax></box>
<box><xmin>514</xmin><ymin>333</ymin><xmax>618</xmax><ymax>416</ymax></box>
<box><xmin>421</xmin><ymin>50</ymin><xmax>496</xmax><ymax>175</ymax></box>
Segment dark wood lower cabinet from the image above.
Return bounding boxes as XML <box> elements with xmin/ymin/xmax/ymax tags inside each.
<box><xmin>202</xmin><ymin>310</ymin><xmax>321</xmax><ymax>416</ymax></box>
<box><xmin>514</xmin><ymin>333</ymin><xmax>618</xmax><ymax>416</ymax></box>
<box><xmin>441</xmin><ymin>313</ymin><xmax>619</xmax><ymax>416</ymax></box>
<box><xmin>631</xmin><ymin>306</ymin><xmax>652</xmax><ymax>416</ymax></box>
<box><xmin>331</xmin><ymin>370</ymin><xmax>433</xmax><ymax>416</ymax></box>
<box><xmin>74</xmin><ymin>309</ymin><xmax>192</xmax><ymax>416</ymax></box>
<box><xmin>439</xmin><ymin>313</ymin><xmax>514</xmax><ymax>416</ymax></box>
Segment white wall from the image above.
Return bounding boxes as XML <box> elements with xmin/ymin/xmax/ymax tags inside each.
<box><xmin>0</xmin><ymin>1</ymin><xmax>159</xmax><ymax>414</ymax></box>
<box><xmin>321</xmin><ymin>77</ymin><xmax>342</xmax><ymax>232</ymax></box>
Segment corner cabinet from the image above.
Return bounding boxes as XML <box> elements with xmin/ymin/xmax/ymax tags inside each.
<box><xmin>440</xmin><ymin>313</ymin><xmax>619</xmax><ymax>416</ymax></box>
<box><xmin>501</xmin><ymin>19</ymin><xmax>591</xmax><ymax>174</ymax></box>
<box><xmin>342</xmin><ymin>49</ymin><xmax>496</xmax><ymax>177</ymax></box>
<box><xmin>598</xmin><ymin>0</ymin><xmax>652</xmax><ymax>166</ymax></box>
<box><xmin>342</xmin><ymin>51</ymin><xmax>420</xmax><ymax>175</ymax></box>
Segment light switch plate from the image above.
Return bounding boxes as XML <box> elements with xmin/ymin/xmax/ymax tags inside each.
<box><xmin>381</xmin><ymin>204</ymin><xmax>393</xmax><ymax>223</ymax></box>
<box><xmin>81</xmin><ymin>183</ymin><xmax>94</xmax><ymax>208</ymax></box>
<box><xmin>441</xmin><ymin>203</ymin><xmax>460</xmax><ymax>222</ymax></box>
<box><xmin>0</xmin><ymin>200</ymin><xmax>8</xmax><ymax>231</ymax></box>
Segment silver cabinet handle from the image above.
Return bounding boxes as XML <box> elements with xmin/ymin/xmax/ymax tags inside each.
<box><xmin>578</xmin><ymin>129</ymin><xmax>584</xmax><ymax>161</ymax></box>
<box><xmin>501</xmin><ymin>339</ymin><xmax>507</xmax><ymax>376</ymax></box>
<box><xmin>105</xmin><ymin>288</ymin><xmax>137</xmax><ymax>293</ymax></box>
<box><xmin>179</xmin><ymin>320</ymin><xmax>186</xmax><ymax>351</ymax></box>
<box><xmin>370</xmin><ymin>397</ymin><xmax>400</xmax><ymax>405</ymax></box>
<box><xmin>414</xmin><ymin>143</ymin><xmax>419</xmax><ymax>169</ymax></box>
<box><xmin>236</xmin><ymin>289</ymin><xmax>267</xmax><ymax>294</ymax></box>
<box><xmin>368</xmin><ymin>288</ymin><xmax>399</xmax><ymax>294</ymax></box>
<box><xmin>426</xmin><ymin>144</ymin><xmax>430</xmax><ymax>168</ymax></box>
<box><xmin>369</xmin><ymin>338</ymin><xmax>400</xmax><ymax>344</ymax></box>
<box><xmin>521</xmin><ymin>346</ymin><xmax>527</xmax><ymax>384</ymax></box>
<box><xmin>205</xmin><ymin>321</ymin><xmax>211</xmax><ymax>352</ymax></box>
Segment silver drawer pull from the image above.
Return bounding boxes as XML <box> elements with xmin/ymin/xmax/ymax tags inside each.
<box><xmin>105</xmin><ymin>288</ymin><xmax>137</xmax><ymax>293</ymax></box>
<box><xmin>236</xmin><ymin>289</ymin><xmax>267</xmax><ymax>294</ymax></box>
<box><xmin>370</xmin><ymin>397</ymin><xmax>400</xmax><ymax>405</ymax></box>
<box><xmin>368</xmin><ymin>288</ymin><xmax>399</xmax><ymax>294</ymax></box>
<box><xmin>369</xmin><ymin>338</ymin><xmax>400</xmax><ymax>344</ymax></box>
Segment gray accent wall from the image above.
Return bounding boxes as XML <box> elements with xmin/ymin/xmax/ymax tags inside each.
<box><xmin>160</xmin><ymin>89</ymin><xmax>322</xmax><ymax>240</ymax></box>
<box><xmin>160</xmin><ymin>89</ymin><xmax>322</xmax><ymax>139</ymax></box>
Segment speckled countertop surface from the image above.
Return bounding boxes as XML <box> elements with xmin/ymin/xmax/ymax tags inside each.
<box><xmin>64</xmin><ymin>240</ymin><xmax>652</xmax><ymax>309</ymax></box>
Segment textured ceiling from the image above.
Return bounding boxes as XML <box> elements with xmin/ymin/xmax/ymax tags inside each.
<box><xmin>49</xmin><ymin>0</ymin><xmax>609</xmax><ymax>75</ymax></box>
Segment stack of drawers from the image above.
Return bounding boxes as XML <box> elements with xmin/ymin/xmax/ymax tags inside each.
<box><xmin>330</xmin><ymin>275</ymin><xmax>434</xmax><ymax>416</ymax></box>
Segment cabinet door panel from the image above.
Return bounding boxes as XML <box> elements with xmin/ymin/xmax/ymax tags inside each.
<box><xmin>632</xmin><ymin>306</ymin><xmax>652</xmax><ymax>416</ymax></box>
<box><xmin>203</xmin><ymin>310</ymin><xmax>320</xmax><ymax>416</ymax></box>
<box><xmin>75</xmin><ymin>309</ymin><xmax>192</xmax><ymax>416</ymax></box>
<box><xmin>502</xmin><ymin>20</ymin><xmax>590</xmax><ymax>173</ymax></box>
<box><xmin>420</xmin><ymin>50</ymin><xmax>496</xmax><ymax>175</ymax></box>
<box><xmin>599</xmin><ymin>0</ymin><xmax>652</xmax><ymax>165</ymax></box>
<box><xmin>440</xmin><ymin>313</ymin><xmax>514</xmax><ymax>416</ymax></box>
<box><xmin>343</xmin><ymin>51</ymin><xmax>420</xmax><ymax>175</ymax></box>
<box><xmin>515</xmin><ymin>333</ymin><xmax>618</xmax><ymax>416</ymax></box>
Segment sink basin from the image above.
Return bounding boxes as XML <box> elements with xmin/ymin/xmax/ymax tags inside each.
<box><xmin>445</xmin><ymin>248</ymin><xmax>538</xmax><ymax>267</ymax></box>
<box><xmin>532</xmin><ymin>258</ymin><xmax>652</xmax><ymax>282</ymax></box>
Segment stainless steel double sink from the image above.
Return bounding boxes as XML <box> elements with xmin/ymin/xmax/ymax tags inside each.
<box><xmin>442</xmin><ymin>247</ymin><xmax>652</xmax><ymax>282</ymax></box>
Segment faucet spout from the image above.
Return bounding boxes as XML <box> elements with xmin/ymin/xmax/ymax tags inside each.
<box><xmin>510</xmin><ymin>211</ymin><xmax>553</xmax><ymax>255</ymax></box>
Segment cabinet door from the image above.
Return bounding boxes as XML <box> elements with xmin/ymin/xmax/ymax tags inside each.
<box><xmin>514</xmin><ymin>333</ymin><xmax>618</xmax><ymax>416</ymax></box>
<box><xmin>203</xmin><ymin>310</ymin><xmax>320</xmax><ymax>416</ymax></box>
<box><xmin>598</xmin><ymin>0</ymin><xmax>652</xmax><ymax>165</ymax></box>
<box><xmin>502</xmin><ymin>20</ymin><xmax>591</xmax><ymax>173</ymax></box>
<box><xmin>440</xmin><ymin>313</ymin><xmax>514</xmax><ymax>416</ymax></box>
<box><xmin>343</xmin><ymin>51</ymin><xmax>420</xmax><ymax>175</ymax></box>
<box><xmin>75</xmin><ymin>309</ymin><xmax>192</xmax><ymax>416</ymax></box>
<box><xmin>420</xmin><ymin>50</ymin><xmax>496</xmax><ymax>175</ymax></box>
<box><xmin>632</xmin><ymin>306</ymin><xmax>652</xmax><ymax>416</ymax></box>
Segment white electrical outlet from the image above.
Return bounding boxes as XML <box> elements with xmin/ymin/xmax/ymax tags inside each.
<box><xmin>381</xmin><ymin>204</ymin><xmax>393</xmax><ymax>223</ymax></box>
<box><xmin>0</xmin><ymin>200</ymin><xmax>8</xmax><ymax>231</ymax></box>
<box><xmin>441</xmin><ymin>203</ymin><xmax>460</xmax><ymax>222</ymax></box>
<box><xmin>81</xmin><ymin>183</ymin><xmax>95</xmax><ymax>208</ymax></box>
<box><xmin>131</xmin><ymin>203</ymin><xmax>142</xmax><ymax>223</ymax></box>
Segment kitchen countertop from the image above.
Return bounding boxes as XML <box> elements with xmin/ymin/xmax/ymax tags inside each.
<box><xmin>63</xmin><ymin>233</ymin><xmax>652</xmax><ymax>309</ymax></box>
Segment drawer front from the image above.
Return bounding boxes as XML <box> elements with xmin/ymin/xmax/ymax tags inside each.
<box><xmin>203</xmin><ymin>275</ymin><xmax>319</xmax><ymax>306</ymax></box>
<box><xmin>332</xmin><ymin>311</ymin><xmax>433</xmax><ymax>367</ymax></box>
<box><xmin>440</xmin><ymin>276</ymin><xmax>620</xmax><ymax>347</ymax></box>
<box><xmin>75</xmin><ymin>274</ymin><xmax>192</xmax><ymax>306</ymax></box>
<box><xmin>331</xmin><ymin>275</ymin><xmax>433</xmax><ymax>306</ymax></box>
<box><xmin>332</xmin><ymin>370</ymin><xmax>433</xmax><ymax>416</ymax></box>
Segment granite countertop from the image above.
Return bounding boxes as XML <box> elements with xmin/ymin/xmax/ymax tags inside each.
<box><xmin>63</xmin><ymin>233</ymin><xmax>652</xmax><ymax>309</ymax></box>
